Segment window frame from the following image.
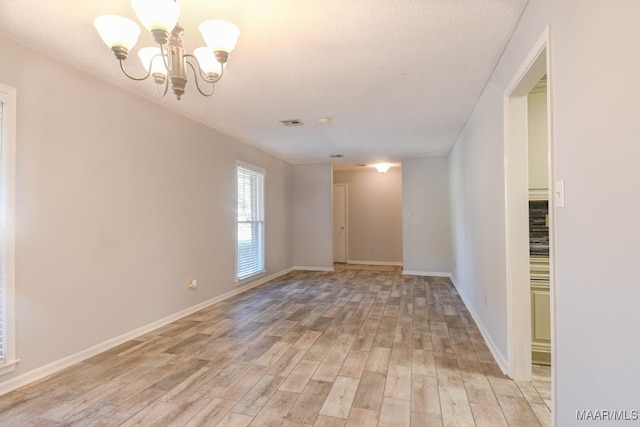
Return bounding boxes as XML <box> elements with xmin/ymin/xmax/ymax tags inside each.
<box><xmin>235</xmin><ymin>161</ymin><xmax>266</xmax><ymax>283</ymax></box>
<box><xmin>0</xmin><ymin>84</ymin><xmax>18</xmax><ymax>376</ymax></box>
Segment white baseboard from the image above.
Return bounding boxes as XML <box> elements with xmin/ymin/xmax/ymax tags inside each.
<box><xmin>448</xmin><ymin>274</ymin><xmax>509</xmax><ymax>375</ymax></box>
<box><xmin>293</xmin><ymin>266</ymin><xmax>335</xmax><ymax>272</ymax></box>
<box><xmin>236</xmin><ymin>268</ymin><xmax>295</xmax><ymax>288</ymax></box>
<box><xmin>347</xmin><ymin>260</ymin><xmax>403</xmax><ymax>266</ymax></box>
<box><xmin>402</xmin><ymin>270</ymin><xmax>451</xmax><ymax>277</ymax></box>
<box><xmin>0</xmin><ymin>267</ymin><xmax>293</xmax><ymax>397</ymax></box>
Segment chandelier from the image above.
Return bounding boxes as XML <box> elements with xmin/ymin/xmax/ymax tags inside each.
<box><xmin>94</xmin><ymin>0</ymin><xmax>239</xmax><ymax>100</ymax></box>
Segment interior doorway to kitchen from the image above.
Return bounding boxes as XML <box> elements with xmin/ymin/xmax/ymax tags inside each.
<box><xmin>504</xmin><ymin>27</ymin><xmax>555</xmax><ymax>397</ymax></box>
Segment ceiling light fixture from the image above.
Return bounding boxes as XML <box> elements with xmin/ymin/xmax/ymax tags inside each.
<box><xmin>280</xmin><ymin>119</ymin><xmax>304</xmax><ymax>127</ymax></box>
<box><xmin>94</xmin><ymin>0</ymin><xmax>239</xmax><ymax>100</ymax></box>
<box><xmin>375</xmin><ymin>163</ymin><xmax>391</xmax><ymax>174</ymax></box>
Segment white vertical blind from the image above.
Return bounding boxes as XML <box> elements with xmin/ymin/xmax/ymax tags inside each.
<box><xmin>0</xmin><ymin>85</ymin><xmax>17</xmax><ymax>374</ymax></box>
<box><xmin>0</xmin><ymin>100</ymin><xmax>5</xmax><ymax>363</ymax></box>
<box><xmin>236</xmin><ymin>163</ymin><xmax>265</xmax><ymax>281</ymax></box>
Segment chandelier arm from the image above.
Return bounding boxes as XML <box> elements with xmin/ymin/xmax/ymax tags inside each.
<box><xmin>157</xmin><ymin>77</ymin><xmax>169</xmax><ymax>97</ymax></box>
<box><xmin>186</xmin><ymin>60</ymin><xmax>215</xmax><ymax>97</ymax></box>
<box><xmin>184</xmin><ymin>54</ymin><xmax>224</xmax><ymax>84</ymax></box>
<box><xmin>159</xmin><ymin>42</ymin><xmax>174</xmax><ymax>72</ymax></box>
<box><xmin>119</xmin><ymin>59</ymin><xmax>152</xmax><ymax>81</ymax></box>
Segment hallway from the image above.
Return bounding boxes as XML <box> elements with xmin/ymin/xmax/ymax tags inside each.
<box><xmin>0</xmin><ymin>268</ymin><xmax>550</xmax><ymax>426</ymax></box>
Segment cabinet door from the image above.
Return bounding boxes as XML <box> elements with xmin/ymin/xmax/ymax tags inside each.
<box><xmin>531</xmin><ymin>288</ymin><xmax>551</xmax><ymax>342</ymax></box>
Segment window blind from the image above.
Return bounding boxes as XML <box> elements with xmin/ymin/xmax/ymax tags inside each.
<box><xmin>236</xmin><ymin>163</ymin><xmax>265</xmax><ymax>281</ymax></box>
<box><xmin>0</xmin><ymin>86</ymin><xmax>16</xmax><ymax>373</ymax></box>
<box><xmin>0</xmin><ymin>101</ymin><xmax>5</xmax><ymax>363</ymax></box>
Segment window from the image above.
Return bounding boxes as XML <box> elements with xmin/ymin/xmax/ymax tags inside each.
<box><xmin>0</xmin><ymin>84</ymin><xmax>17</xmax><ymax>375</ymax></box>
<box><xmin>236</xmin><ymin>162</ymin><xmax>265</xmax><ymax>281</ymax></box>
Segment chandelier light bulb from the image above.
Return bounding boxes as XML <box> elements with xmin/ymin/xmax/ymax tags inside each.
<box><xmin>131</xmin><ymin>0</ymin><xmax>180</xmax><ymax>33</ymax></box>
<box><xmin>94</xmin><ymin>15</ymin><xmax>141</xmax><ymax>53</ymax></box>
<box><xmin>199</xmin><ymin>20</ymin><xmax>240</xmax><ymax>54</ymax></box>
<box><xmin>193</xmin><ymin>47</ymin><xmax>225</xmax><ymax>77</ymax></box>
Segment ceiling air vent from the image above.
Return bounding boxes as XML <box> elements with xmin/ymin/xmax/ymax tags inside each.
<box><xmin>280</xmin><ymin>119</ymin><xmax>304</xmax><ymax>127</ymax></box>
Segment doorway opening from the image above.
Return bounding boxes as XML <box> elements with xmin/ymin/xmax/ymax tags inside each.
<box><xmin>504</xmin><ymin>25</ymin><xmax>555</xmax><ymax>415</ymax></box>
<box><xmin>528</xmin><ymin>76</ymin><xmax>551</xmax><ymax>375</ymax></box>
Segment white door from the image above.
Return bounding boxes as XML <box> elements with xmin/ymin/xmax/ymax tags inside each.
<box><xmin>333</xmin><ymin>184</ymin><xmax>347</xmax><ymax>263</ymax></box>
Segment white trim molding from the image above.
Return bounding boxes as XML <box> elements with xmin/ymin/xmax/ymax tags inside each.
<box><xmin>503</xmin><ymin>25</ymin><xmax>554</xmax><ymax>382</ymax></box>
<box><xmin>293</xmin><ymin>266</ymin><xmax>335</xmax><ymax>272</ymax></box>
<box><xmin>0</xmin><ymin>267</ymin><xmax>293</xmax><ymax>396</ymax></box>
<box><xmin>349</xmin><ymin>260</ymin><xmax>403</xmax><ymax>266</ymax></box>
<box><xmin>402</xmin><ymin>270</ymin><xmax>451</xmax><ymax>277</ymax></box>
<box><xmin>0</xmin><ymin>360</ymin><xmax>19</xmax><ymax>377</ymax></box>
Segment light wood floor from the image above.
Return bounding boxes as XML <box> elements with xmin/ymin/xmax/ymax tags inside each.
<box><xmin>0</xmin><ymin>268</ymin><xmax>551</xmax><ymax>426</ymax></box>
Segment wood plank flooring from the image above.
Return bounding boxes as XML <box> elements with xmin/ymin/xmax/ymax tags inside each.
<box><xmin>0</xmin><ymin>267</ymin><xmax>551</xmax><ymax>426</ymax></box>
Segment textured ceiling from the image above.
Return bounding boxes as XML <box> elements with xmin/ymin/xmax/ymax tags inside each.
<box><xmin>0</xmin><ymin>0</ymin><xmax>528</xmax><ymax>167</ymax></box>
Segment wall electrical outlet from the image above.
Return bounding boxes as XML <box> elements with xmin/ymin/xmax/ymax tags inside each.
<box><xmin>188</xmin><ymin>279</ymin><xmax>197</xmax><ymax>290</ymax></box>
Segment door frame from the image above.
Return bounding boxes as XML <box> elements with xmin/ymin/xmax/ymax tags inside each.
<box><xmin>332</xmin><ymin>183</ymin><xmax>349</xmax><ymax>263</ymax></box>
<box><xmin>503</xmin><ymin>24</ymin><xmax>556</xmax><ymax>410</ymax></box>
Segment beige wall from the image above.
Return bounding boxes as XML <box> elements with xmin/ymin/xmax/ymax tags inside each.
<box><xmin>0</xmin><ymin>34</ymin><xmax>293</xmax><ymax>386</ymax></box>
<box><xmin>293</xmin><ymin>163</ymin><xmax>333</xmax><ymax>269</ymax></box>
<box><xmin>402</xmin><ymin>157</ymin><xmax>451</xmax><ymax>274</ymax></box>
<box><xmin>333</xmin><ymin>168</ymin><xmax>402</xmax><ymax>264</ymax></box>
